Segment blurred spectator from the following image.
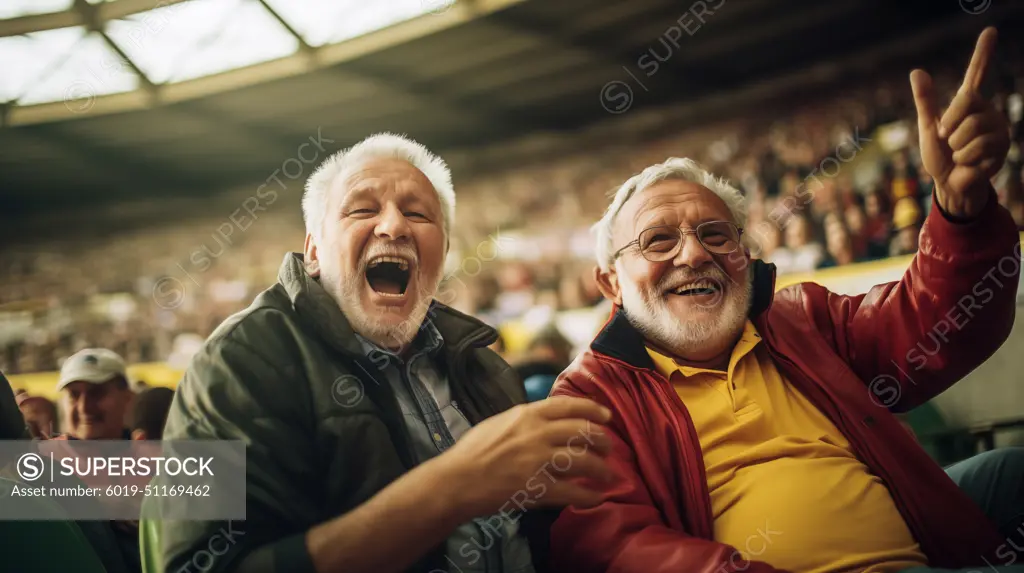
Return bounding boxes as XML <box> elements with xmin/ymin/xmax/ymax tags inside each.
<box><xmin>843</xmin><ymin>197</ymin><xmax>870</xmax><ymax>259</ymax></box>
<box><xmin>864</xmin><ymin>188</ymin><xmax>894</xmax><ymax>259</ymax></box>
<box><xmin>57</xmin><ymin>348</ymin><xmax>133</xmax><ymax>441</ymax></box>
<box><xmin>1</xmin><ymin>373</ymin><xmax>27</xmax><ymax>440</ymax></box>
<box><xmin>820</xmin><ymin>219</ymin><xmax>858</xmax><ymax>269</ymax></box>
<box><xmin>128</xmin><ymin>387</ymin><xmax>174</xmax><ymax>441</ymax></box>
<box><xmin>749</xmin><ymin>221</ymin><xmax>782</xmax><ymax>262</ymax></box>
<box><xmin>513</xmin><ymin>325</ymin><xmax>574</xmax><ymax>382</ymax></box>
<box><xmin>2</xmin><ymin>59</ymin><xmax>1021</xmax><ymax>375</ymax></box>
<box><xmin>772</xmin><ymin>215</ymin><xmax>825</xmax><ymax>274</ymax></box>
<box><xmin>494</xmin><ymin>263</ymin><xmax>536</xmax><ymax>320</ymax></box>
<box><xmin>14</xmin><ymin>390</ymin><xmax>57</xmax><ymax>439</ymax></box>
<box><xmin>890</xmin><ymin>198</ymin><xmax>923</xmax><ymax>257</ymax></box>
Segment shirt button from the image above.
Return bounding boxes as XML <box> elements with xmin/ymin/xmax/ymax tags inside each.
<box><xmin>432</xmin><ymin>432</ymin><xmax>442</xmax><ymax>442</ymax></box>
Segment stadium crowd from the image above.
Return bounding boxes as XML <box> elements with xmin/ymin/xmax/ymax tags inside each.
<box><xmin>2</xmin><ymin>25</ymin><xmax>1023</xmax><ymax>573</ymax></box>
<box><xmin>1</xmin><ymin>62</ymin><xmax>1022</xmax><ymax>378</ymax></box>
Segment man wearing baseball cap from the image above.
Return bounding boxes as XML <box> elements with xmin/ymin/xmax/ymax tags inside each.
<box><xmin>57</xmin><ymin>348</ymin><xmax>134</xmax><ymax>441</ymax></box>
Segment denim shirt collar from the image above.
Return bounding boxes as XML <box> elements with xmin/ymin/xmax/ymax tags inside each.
<box><xmin>354</xmin><ymin>317</ymin><xmax>445</xmax><ymax>364</ymax></box>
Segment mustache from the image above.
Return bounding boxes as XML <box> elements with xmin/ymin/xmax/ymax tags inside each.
<box><xmin>657</xmin><ymin>266</ymin><xmax>730</xmax><ymax>291</ymax></box>
<box><xmin>360</xmin><ymin>242</ymin><xmax>419</xmax><ymax>269</ymax></box>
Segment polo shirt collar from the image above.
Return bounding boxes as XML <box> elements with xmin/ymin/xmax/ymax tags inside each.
<box><xmin>647</xmin><ymin>321</ymin><xmax>762</xmax><ymax>380</ymax></box>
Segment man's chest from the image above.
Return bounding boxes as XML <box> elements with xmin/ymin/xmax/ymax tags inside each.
<box><xmin>673</xmin><ymin>351</ymin><xmax>853</xmax><ymax>471</ymax></box>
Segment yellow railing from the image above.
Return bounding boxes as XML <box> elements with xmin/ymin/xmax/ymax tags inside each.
<box><xmin>7</xmin><ymin>363</ymin><xmax>182</xmax><ymax>402</ymax></box>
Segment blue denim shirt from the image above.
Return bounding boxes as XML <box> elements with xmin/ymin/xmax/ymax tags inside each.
<box><xmin>356</xmin><ymin>323</ymin><xmax>534</xmax><ymax>573</ymax></box>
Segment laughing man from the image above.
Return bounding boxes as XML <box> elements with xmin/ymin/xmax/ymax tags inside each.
<box><xmin>549</xmin><ymin>28</ymin><xmax>1024</xmax><ymax>573</ymax></box>
<box><xmin>156</xmin><ymin>134</ymin><xmax>614</xmax><ymax>573</ymax></box>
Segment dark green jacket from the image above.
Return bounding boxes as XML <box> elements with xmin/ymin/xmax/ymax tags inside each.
<box><xmin>157</xmin><ymin>254</ymin><xmax>553</xmax><ymax>573</ymax></box>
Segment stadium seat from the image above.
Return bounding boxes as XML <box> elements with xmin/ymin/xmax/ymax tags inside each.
<box><xmin>140</xmin><ymin>518</ymin><xmax>163</xmax><ymax>573</ymax></box>
<box><xmin>523</xmin><ymin>374</ymin><xmax>557</xmax><ymax>402</ymax></box>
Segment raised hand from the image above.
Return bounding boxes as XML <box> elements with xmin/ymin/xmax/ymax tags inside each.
<box><xmin>910</xmin><ymin>27</ymin><xmax>1010</xmax><ymax>219</ymax></box>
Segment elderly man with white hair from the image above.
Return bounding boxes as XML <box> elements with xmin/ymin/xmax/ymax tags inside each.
<box><xmin>550</xmin><ymin>29</ymin><xmax>1024</xmax><ymax>573</ymax></box>
<box><xmin>155</xmin><ymin>133</ymin><xmax>613</xmax><ymax>573</ymax></box>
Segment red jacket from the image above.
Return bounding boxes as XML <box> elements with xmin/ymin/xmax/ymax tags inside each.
<box><xmin>550</xmin><ymin>193</ymin><xmax>1021</xmax><ymax>573</ymax></box>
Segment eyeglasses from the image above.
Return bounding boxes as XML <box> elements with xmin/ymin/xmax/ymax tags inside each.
<box><xmin>612</xmin><ymin>220</ymin><xmax>743</xmax><ymax>262</ymax></box>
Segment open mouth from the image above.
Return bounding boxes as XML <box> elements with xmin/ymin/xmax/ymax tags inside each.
<box><xmin>366</xmin><ymin>256</ymin><xmax>411</xmax><ymax>297</ymax></box>
<box><xmin>666</xmin><ymin>278</ymin><xmax>722</xmax><ymax>297</ymax></box>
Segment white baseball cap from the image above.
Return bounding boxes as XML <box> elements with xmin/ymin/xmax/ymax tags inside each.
<box><xmin>56</xmin><ymin>348</ymin><xmax>128</xmax><ymax>392</ymax></box>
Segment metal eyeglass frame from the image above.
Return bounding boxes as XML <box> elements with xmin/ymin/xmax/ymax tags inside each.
<box><xmin>611</xmin><ymin>220</ymin><xmax>744</xmax><ymax>262</ymax></box>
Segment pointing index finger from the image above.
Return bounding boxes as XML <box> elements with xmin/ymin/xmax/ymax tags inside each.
<box><xmin>961</xmin><ymin>27</ymin><xmax>997</xmax><ymax>94</ymax></box>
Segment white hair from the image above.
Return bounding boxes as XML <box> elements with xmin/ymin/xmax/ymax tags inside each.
<box><xmin>302</xmin><ymin>133</ymin><xmax>455</xmax><ymax>242</ymax></box>
<box><xmin>593</xmin><ymin>158</ymin><xmax>747</xmax><ymax>272</ymax></box>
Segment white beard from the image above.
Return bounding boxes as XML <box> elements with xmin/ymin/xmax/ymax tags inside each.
<box><xmin>618</xmin><ymin>262</ymin><xmax>752</xmax><ymax>358</ymax></box>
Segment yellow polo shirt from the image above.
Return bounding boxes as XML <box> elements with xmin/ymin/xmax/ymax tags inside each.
<box><xmin>647</xmin><ymin>322</ymin><xmax>927</xmax><ymax>573</ymax></box>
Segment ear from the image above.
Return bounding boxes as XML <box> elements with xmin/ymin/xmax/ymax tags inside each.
<box><xmin>303</xmin><ymin>233</ymin><xmax>321</xmax><ymax>277</ymax></box>
<box><xmin>594</xmin><ymin>265</ymin><xmax>622</xmax><ymax>306</ymax></box>
<box><xmin>131</xmin><ymin>429</ymin><xmax>147</xmax><ymax>441</ymax></box>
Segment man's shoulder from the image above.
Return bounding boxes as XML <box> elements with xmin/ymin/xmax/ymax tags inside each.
<box><xmin>187</xmin><ymin>284</ymin><xmax>308</xmax><ymax>380</ymax></box>
<box><xmin>207</xmin><ymin>284</ymin><xmax>300</xmax><ymax>347</ymax></box>
<box><xmin>550</xmin><ymin>349</ymin><xmax>620</xmax><ymax>399</ymax></box>
<box><xmin>764</xmin><ymin>280</ymin><xmax>835</xmax><ymax>320</ymax></box>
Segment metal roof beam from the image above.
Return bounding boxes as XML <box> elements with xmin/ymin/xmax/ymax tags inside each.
<box><xmin>0</xmin><ymin>0</ymin><xmax>190</xmax><ymax>38</ymax></box>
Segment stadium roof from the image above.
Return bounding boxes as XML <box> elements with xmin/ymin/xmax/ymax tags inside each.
<box><xmin>1</xmin><ymin>0</ymin><xmax>1020</xmax><ymax>220</ymax></box>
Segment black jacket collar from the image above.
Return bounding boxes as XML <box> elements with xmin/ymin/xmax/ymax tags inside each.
<box><xmin>591</xmin><ymin>259</ymin><xmax>777</xmax><ymax>369</ymax></box>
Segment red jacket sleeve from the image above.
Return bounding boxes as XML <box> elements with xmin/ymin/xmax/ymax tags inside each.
<box><xmin>798</xmin><ymin>189</ymin><xmax>1020</xmax><ymax>412</ymax></box>
<box><xmin>549</xmin><ymin>373</ymin><xmax>785</xmax><ymax>573</ymax></box>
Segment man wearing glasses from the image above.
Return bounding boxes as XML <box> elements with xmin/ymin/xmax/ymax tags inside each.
<box><xmin>548</xmin><ymin>28</ymin><xmax>1024</xmax><ymax>573</ymax></box>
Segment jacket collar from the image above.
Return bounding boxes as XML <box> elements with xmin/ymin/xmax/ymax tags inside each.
<box><xmin>591</xmin><ymin>259</ymin><xmax>777</xmax><ymax>369</ymax></box>
<box><xmin>277</xmin><ymin>252</ymin><xmax>497</xmax><ymax>358</ymax></box>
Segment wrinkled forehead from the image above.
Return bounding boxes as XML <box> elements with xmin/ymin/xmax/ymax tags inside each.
<box><xmin>332</xmin><ymin>157</ymin><xmax>437</xmax><ymax>206</ymax></box>
<box><xmin>615</xmin><ymin>179</ymin><xmax>733</xmax><ymax>240</ymax></box>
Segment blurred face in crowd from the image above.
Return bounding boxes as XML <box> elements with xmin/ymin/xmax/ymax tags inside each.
<box><xmin>599</xmin><ymin>180</ymin><xmax>752</xmax><ymax>363</ymax></box>
<box><xmin>753</xmin><ymin>222</ymin><xmax>781</xmax><ymax>258</ymax></box>
<box><xmin>898</xmin><ymin>226</ymin><xmax>919</xmax><ymax>253</ymax></box>
<box><xmin>845</xmin><ymin>204</ymin><xmax>866</xmax><ymax>235</ymax></box>
<box><xmin>866</xmin><ymin>192</ymin><xmax>884</xmax><ymax>218</ymax></box>
<box><xmin>826</xmin><ymin>224</ymin><xmax>854</xmax><ymax>264</ymax></box>
<box><xmin>823</xmin><ymin>211</ymin><xmax>844</xmax><ymax>236</ymax></box>
<box><xmin>785</xmin><ymin>216</ymin><xmax>811</xmax><ymax>248</ymax></box>
<box><xmin>62</xmin><ymin>378</ymin><xmax>131</xmax><ymax>440</ymax></box>
<box><xmin>306</xmin><ymin>157</ymin><xmax>447</xmax><ymax>351</ymax></box>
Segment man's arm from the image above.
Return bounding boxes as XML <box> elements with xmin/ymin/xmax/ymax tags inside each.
<box><xmin>303</xmin><ymin>455</ymin><xmax>466</xmax><ymax>572</ymax></box>
<box><xmin>549</xmin><ymin>375</ymin><xmax>784</xmax><ymax>573</ymax></box>
<box><xmin>157</xmin><ymin>336</ymin><xmax>470</xmax><ymax>573</ymax></box>
<box><xmin>805</xmin><ymin>189</ymin><xmax>1019</xmax><ymax>412</ymax></box>
<box><xmin>156</xmin><ymin>335</ymin><xmax>614</xmax><ymax>573</ymax></box>
<box><xmin>805</xmin><ymin>28</ymin><xmax>1017</xmax><ymax>412</ymax></box>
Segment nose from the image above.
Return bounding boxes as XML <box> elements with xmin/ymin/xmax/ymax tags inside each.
<box><xmin>79</xmin><ymin>394</ymin><xmax>100</xmax><ymax>417</ymax></box>
<box><xmin>672</xmin><ymin>231</ymin><xmax>713</xmax><ymax>269</ymax></box>
<box><xmin>374</xmin><ymin>203</ymin><xmax>411</xmax><ymax>242</ymax></box>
